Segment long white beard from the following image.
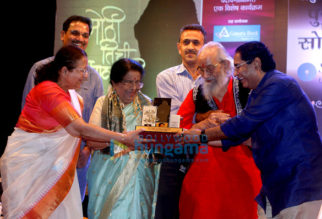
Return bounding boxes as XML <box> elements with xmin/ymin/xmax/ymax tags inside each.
<box><xmin>202</xmin><ymin>71</ymin><xmax>229</xmax><ymax>101</ymax></box>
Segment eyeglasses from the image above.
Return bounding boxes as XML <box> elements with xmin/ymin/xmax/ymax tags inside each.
<box><xmin>121</xmin><ymin>80</ymin><xmax>144</xmax><ymax>89</ymax></box>
<box><xmin>75</xmin><ymin>68</ymin><xmax>88</xmax><ymax>76</ymax></box>
<box><xmin>197</xmin><ymin>63</ymin><xmax>220</xmax><ymax>75</ymax></box>
<box><xmin>234</xmin><ymin>60</ymin><xmax>250</xmax><ymax>71</ymax></box>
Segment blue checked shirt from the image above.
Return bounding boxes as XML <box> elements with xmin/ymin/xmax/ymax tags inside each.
<box><xmin>156</xmin><ymin>64</ymin><xmax>204</xmax><ymax>114</ymax></box>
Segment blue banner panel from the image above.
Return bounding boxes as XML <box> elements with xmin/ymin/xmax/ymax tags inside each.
<box><xmin>213</xmin><ymin>25</ymin><xmax>261</xmax><ymax>42</ymax></box>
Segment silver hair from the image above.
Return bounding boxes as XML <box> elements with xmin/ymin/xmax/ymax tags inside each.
<box><xmin>198</xmin><ymin>41</ymin><xmax>234</xmax><ymax>75</ymax></box>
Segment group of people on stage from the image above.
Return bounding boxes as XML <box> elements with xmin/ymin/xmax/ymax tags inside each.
<box><xmin>1</xmin><ymin>15</ymin><xmax>321</xmax><ymax>219</ymax></box>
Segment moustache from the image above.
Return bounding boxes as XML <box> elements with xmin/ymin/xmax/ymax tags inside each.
<box><xmin>184</xmin><ymin>50</ymin><xmax>197</xmax><ymax>55</ymax></box>
<box><xmin>204</xmin><ymin>76</ymin><xmax>217</xmax><ymax>83</ymax></box>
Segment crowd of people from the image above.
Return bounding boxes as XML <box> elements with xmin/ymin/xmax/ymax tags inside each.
<box><xmin>1</xmin><ymin>15</ymin><xmax>321</xmax><ymax>219</ymax></box>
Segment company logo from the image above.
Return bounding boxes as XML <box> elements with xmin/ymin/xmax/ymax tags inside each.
<box><xmin>214</xmin><ymin>25</ymin><xmax>261</xmax><ymax>42</ymax></box>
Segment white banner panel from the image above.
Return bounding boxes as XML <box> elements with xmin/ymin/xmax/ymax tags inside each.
<box><xmin>287</xmin><ymin>0</ymin><xmax>322</xmax><ymax>135</ymax></box>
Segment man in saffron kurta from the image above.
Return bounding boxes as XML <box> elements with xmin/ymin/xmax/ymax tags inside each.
<box><xmin>177</xmin><ymin>42</ymin><xmax>262</xmax><ymax>219</ymax></box>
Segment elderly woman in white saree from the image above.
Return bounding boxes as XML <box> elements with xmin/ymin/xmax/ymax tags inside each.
<box><xmin>86</xmin><ymin>58</ymin><xmax>160</xmax><ymax>219</ymax></box>
<box><xmin>0</xmin><ymin>46</ymin><xmax>143</xmax><ymax>219</ymax></box>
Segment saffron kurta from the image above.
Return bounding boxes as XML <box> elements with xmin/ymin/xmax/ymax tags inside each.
<box><xmin>178</xmin><ymin>78</ymin><xmax>262</xmax><ymax>219</ymax></box>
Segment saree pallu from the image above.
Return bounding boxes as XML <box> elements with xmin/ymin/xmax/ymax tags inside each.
<box><xmin>1</xmin><ymin>87</ymin><xmax>83</xmax><ymax>219</ymax></box>
<box><xmin>87</xmin><ymin>91</ymin><xmax>160</xmax><ymax>219</ymax></box>
<box><xmin>87</xmin><ymin>149</ymin><xmax>160</xmax><ymax>219</ymax></box>
<box><xmin>1</xmin><ymin>128</ymin><xmax>82</xmax><ymax>219</ymax></box>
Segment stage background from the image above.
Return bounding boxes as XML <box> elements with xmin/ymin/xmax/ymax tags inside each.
<box><xmin>202</xmin><ymin>0</ymin><xmax>275</xmax><ymax>56</ymax></box>
<box><xmin>2</xmin><ymin>0</ymin><xmax>321</xmax><ymax>154</ymax></box>
<box><xmin>287</xmin><ymin>0</ymin><xmax>322</xmax><ymax>135</ymax></box>
<box><xmin>54</xmin><ymin>0</ymin><xmax>202</xmax><ymax>94</ymax></box>
<box><xmin>2</xmin><ymin>0</ymin><xmax>56</xmax><ymax>154</ymax></box>
<box><xmin>54</xmin><ymin>0</ymin><xmax>288</xmax><ymax>97</ymax></box>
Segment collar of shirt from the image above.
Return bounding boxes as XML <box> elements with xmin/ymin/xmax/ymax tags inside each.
<box><xmin>253</xmin><ymin>70</ymin><xmax>275</xmax><ymax>92</ymax></box>
<box><xmin>176</xmin><ymin>63</ymin><xmax>203</xmax><ymax>82</ymax></box>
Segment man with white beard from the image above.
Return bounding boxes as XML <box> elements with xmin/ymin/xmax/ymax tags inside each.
<box><xmin>177</xmin><ymin>41</ymin><xmax>264</xmax><ymax>219</ymax></box>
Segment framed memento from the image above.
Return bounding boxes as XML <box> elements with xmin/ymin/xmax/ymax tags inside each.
<box><xmin>137</xmin><ymin>97</ymin><xmax>182</xmax><ymax>142</ymax></box>
<box><xmin>153</xmin><ymin>98</ymin><xmax>171</xmax><ymax>127</ymax></box>
<box><xmin>142</xmin><ymin>105</ymin><xmax>157</xmax><ymax>126</ymax></box>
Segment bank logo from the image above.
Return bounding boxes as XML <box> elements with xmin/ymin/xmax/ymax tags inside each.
<box><xmin>214</xmin><ymin>25</ymin><xmax>261</xmax><ymax>42</ymax></box>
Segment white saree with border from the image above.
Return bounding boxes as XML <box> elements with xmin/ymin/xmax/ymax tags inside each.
<box><xmin>1</xmin><ymin>89</ymin><xmax>83</xmax><ymax>219</ymax></box>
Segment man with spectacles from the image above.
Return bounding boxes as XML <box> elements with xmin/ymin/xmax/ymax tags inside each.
<box><xmin>183</xmin><ymin>41</ymin><xmax>322</xmax><ymax>219</ymax></box>
<box><xmin>154</xmin><ymin>24</ymin><xmax>206</xmax><ymax>219</ymax></box>
<box><xmin>177</xmin><ymin>41</ymin><xmax>262</xmax><ymax>219</ymax></box>
<box><xmin>21</xmin><ymin>15</ymin><xmax>104</xmax><ymax>204</ymax></box>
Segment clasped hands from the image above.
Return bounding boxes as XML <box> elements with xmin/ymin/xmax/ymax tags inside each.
<box><xmin>193</xmin><ymin>110</ymin><xmax>230</xmax><ymax>130</ymax></box>
<box><xmin>177</xmin><ymin>110</ymin><xmax>230</xmax><ymax>145</ymax></box>
<box><xmin>79</xmin><ymin>111</ymin><xmax>231</xmax><ymax>167</ymax></box>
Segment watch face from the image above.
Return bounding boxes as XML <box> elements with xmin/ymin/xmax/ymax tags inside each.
<box><xmin>200</xmin><ymin>134</ymin><xmax>208</xmax><ymax>143</ymax></box>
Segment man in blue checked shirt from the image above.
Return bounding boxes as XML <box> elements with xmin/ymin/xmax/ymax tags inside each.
<box><xmin>156</xmin><ymin>24</ymin><xmax>205</xmax><ymax>115</ymax></box>
<box><xmin>155</xmin><ymin>24</ymin><xmax>205</xmax><ymax>219</ymax></box>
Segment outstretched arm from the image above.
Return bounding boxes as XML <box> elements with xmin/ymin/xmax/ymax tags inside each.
<box><xmin>182</xmin><ymin>125</ymin><xmax>227</xmax><ymax>144</ymax></box>
<box><xmin>65</xmin><ymin>118</ymin><xmax>143</xmax><ymax>149</ymax></box>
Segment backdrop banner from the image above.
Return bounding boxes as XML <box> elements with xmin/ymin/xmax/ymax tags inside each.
<box><xmin>202</xmin><ymin>0</ymin><xmax>275</xmax><ymax>56</ymax></box>
<box><xmin>286</xmin><ymin>0</ymin><xmax>322</xmax><ymax>136</ymax></box>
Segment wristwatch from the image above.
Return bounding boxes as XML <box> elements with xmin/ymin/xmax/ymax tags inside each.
<box><xmin>200</xmin><ymin>130</ymin><xmax>208</xmax><ymax>144</ymax></box>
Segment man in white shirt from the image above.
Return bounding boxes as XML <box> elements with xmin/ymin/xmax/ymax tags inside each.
<box><xmin>154</xmin><ymin>24</ymin><xmax>206</xmax><ymax>219</ymax></box>
<box><xmin>156</xmin><ymin>24</ymin><xmax>205</xmax><ymax>114</ymax></box>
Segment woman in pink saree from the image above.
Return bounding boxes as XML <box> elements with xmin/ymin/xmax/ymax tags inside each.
<box><xmin>1</xmin><ymin>45</ymin><xmax>143</xmax><ymax>219</ymax></box>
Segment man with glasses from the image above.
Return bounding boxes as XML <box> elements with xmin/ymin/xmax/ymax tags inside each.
<box><xmin>177</xmin><ymin>41</ymin><xmax>262</xmax><ymax>219</ymax></box>
<box><xmin>183</xmin><ymin>41</ymin><xmax>322</xmax><ymax>219</ymax></box>
<box><xmin>154</xmin><ymin>24</ymin><xmax>205</xmax><ymax>219</ymax></box>
<box><xmin>21</xmin><ymin>15</ymin><xmax>104</xmax><ymax>205</ymax></box>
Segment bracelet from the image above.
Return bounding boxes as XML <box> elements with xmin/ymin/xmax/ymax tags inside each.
<box><xmin>200</xmin><ymin>130</ymin><xmax>208</xmax><ymax>144</ymax></box>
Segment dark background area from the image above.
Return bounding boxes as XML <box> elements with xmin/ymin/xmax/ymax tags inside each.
<box><xmin>2</xmin><ymin>1</ymin><xmax>56</xmax><ymax>155</ymax></box>
<box><xmin>135</xmin><ymin>0</ymin><xmax>199</xmax><ymax>98</ymax></box>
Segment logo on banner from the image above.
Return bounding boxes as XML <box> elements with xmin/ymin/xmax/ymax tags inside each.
<box><xmin>214</xmin><ymin>25</ymin><xmax>261</xmax><ymax>42</ymax></box>
<box><xmin>218</xmin><ymin>26</ymin><xmax>230</xmax><ymax>38</ymax></box>
<box><xmin>297</xmin><ymin>63</ymin><xmax>317</xmax><ymax>81</ymax></box>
